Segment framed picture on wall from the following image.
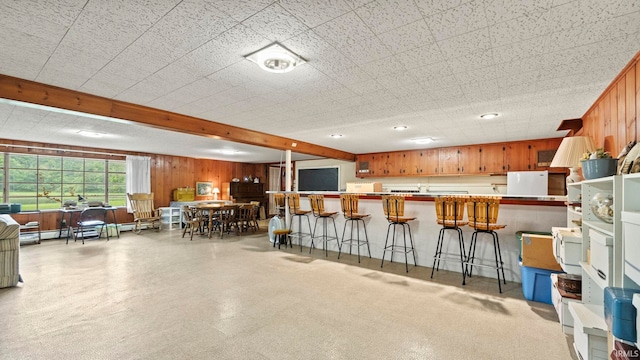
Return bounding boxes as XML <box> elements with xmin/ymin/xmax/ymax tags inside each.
<box><xmin>196</xmin><ymin>182</ymin><xmax>213</xmax><ymax>196</ymax></box>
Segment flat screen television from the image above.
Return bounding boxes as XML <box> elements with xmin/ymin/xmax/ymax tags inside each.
<box><xmin>297</xmin><ymin>167</ymin><xmax>339</xmax><ymax>191</ymax></box>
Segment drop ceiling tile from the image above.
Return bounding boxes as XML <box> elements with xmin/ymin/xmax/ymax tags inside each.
<box><xmin>455</xmin><ymin>66</ymin><xmax>498</xmax><ymax>84</ymax></box>
<box><xmin>484</xmin><ymin>0</ymin><xmax>554</xmax><ymax>25</ymax></box>
<box><xmin>396</xmin><ymin>43</ymin><xmax>446</xmax><ymax>70</ymax></box>
<box><xmin>355</xmin><ymin>0</ymin><xmax>423</xmax><ymax>35</ymax></box>
<box><xmin>388</xmin><ymin>82</ymin><xmax>428</xmax><ymax>98</ymax></box>
<box><xmin>146</xmin><ymin>3</ymin><xmax>238</xmax><ymax>55</ymax></box>
<box><xmin>34</xmin><ymin>68</ymin><xmax>91</xmax><ymax>91</ymax></box>
<box><xmin>490</xmin><ymin>10</ymin><xmax>552</xmax><ymax>48</ymax></box>
<box><xmin>336</xmin><ymin>36</ymin><xmax>392</xmax><ymax>64</ymax></box>
<box><xmin>242</xmin><ymin>3</ymin><xmax>309</xmax><ymax>40</ymax></box>
<box><xmin>547</xmin><ymin>0</ymin><xmax>621</xmax><ymax>33</ymax></box>
<box><xmin>279</xmin><ymin>0</ymin><xmax>352</xmax><ymax>28</ymax></box>
<box><xmin>605</xmin><ymin>10</ymin><xmax>640</xmax><ymax>36</ymax></box>
<box><xmin>437</xmin><ymin>27</ymin><xmax>491</xmax><ymax>59</ymax></box>
<box><xmin>312</xmin><ymin>11</ymin><xmax>375</xmax><ymax>46</ymax></box>
<box><xmin>414</xmin><ymin>0</ymin><xmax>464</xmax><ymax>16</ymax></box>
<box><xmin>616</xmin><ymin>0</ymin><xmax>640</xmax><ymax>15</ymax></box>
<box><xmin>491</xmin><ymin>35</ymin><xmax>550</xmax><ymax>64</ymax></box>
<box><xmin>547</xmin><ymin>22</ymin><xmax>611</xmax><ymax>53</ymax></box>
<box><xmin>430</xmin><ymin>84</ymin><xmax>465</xmax><ymax>100</ymax></box>
<box><xmin>377</xmin><ymin>20</ymin><xmax>436</xmax><ymax>54</ymax></box>
<box><xmin>426</xmin><ymin>0</ymin><xmax>488</xmax><ymax>41</ymax></box>
<box><xmin>408</xmin><ymin>61</ymin><xmax>454</xmax><ymax>83</ymax></box>
<box><xmin>375</xmin><ymin>72</ymin><xmax>419</xmax><ymax>89</ymax></box>
<box><xmin>209</xmin><ymin>0</ymin><xmax>274</xmax><ymax>22</ymax></box>
<box><xmin>447</xmin><ymin>48</ymin><xmax>495</xmax><ymax>73</ymax></box>
<box><xmin>0</xmin><ymin>2</ymin><xmax>77</xmax><ymax>41</ymax></box>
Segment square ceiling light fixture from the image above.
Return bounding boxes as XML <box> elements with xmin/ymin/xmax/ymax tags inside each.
<box><xmin>245</xmin><ymin>42</ymin><xmax>306</xmax><ymax>73</ymax></box>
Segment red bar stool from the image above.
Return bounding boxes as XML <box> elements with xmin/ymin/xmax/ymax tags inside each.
<box><xmin>338</xmin><ymin>194</ymin><xmax>371</xmax><ymax>263</ymax></box>
<box><xmin>431</xmin><ymin>196</ymin><xmax>468</xmax><ymax>282</ymax></box>
<box><xmin>308</xmin><ymin>194</ymin><xmax>340</xmax><ymax>257</ymax></box>
<box><xmin>465</xmin><ymin>196</ymin><xmax>507</xmax><ymax>293</ymax></box>
<box><xmin>380</xmin><ymin>195</ymin><xmax>416</xmax><ymax>273</ymax></box>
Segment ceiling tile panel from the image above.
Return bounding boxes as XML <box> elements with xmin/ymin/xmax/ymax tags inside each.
<box><xmin>355</xmin><ymin>0</ymin><xmax>424</xmax><ymax>35</ymax></box>
<box><xmin>0</xmin><ymin>2</ymin><xmax>79</xmax><ymax>41</ymax></box>
<box><xmin>414</xmin><ymin>0</ymin><xmax>464</xmax><ymax>16</ymax></box>
<box><xmin>395</xmin><ymin>42</ymin><xmax>446</xmax><ymax>70</ymax></box>
<box><xmin>311</xmin><ymin>11</ymin><xmax>375</xmax><ymax>46</ymax></box>
<box><xmin>426</xmin><ymin>0</ymin><xmax>488</xmax><ymax>41</ymax></box>
<box><xmin>489</xmin><ymin>11</ymin><xmax>553</xmax><ymax>48</ymax></box>
<box><xmin>376</xmin><ymin>20</ymin><xmax>436</xmax><ymax>54</ymax></box>
<box><xmin>437</xmin><ymin>27</ymin><xmax>492</xmax><ymax>59</ymax></box>
<box><xmin>242</xmin><ymin>3</ymin><xmax>310</xmax><ymax>41</ymax></box>
<box><xmin>484</xmin><ymin>0</ymin><xmax>554</xmax><ymax>24</ymax></box>
<box><xmin>279</xmin><ymin>0</ymin><xmax>352</xmax><ymax>28</ymax></box>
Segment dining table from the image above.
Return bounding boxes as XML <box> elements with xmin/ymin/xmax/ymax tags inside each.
<box><xmin>195</xmin><ymin>203</ymin><xmax>251</xmax><ymax>238</ymax></box>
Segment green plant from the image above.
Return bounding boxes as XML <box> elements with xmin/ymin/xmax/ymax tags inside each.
<box><xmin>582</xmin><ymin>147</ymin><xmax>612</xmax><ymax>160</ymax></box>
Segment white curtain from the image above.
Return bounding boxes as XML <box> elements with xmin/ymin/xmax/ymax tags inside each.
<box><xmin>126</xmin><ymin>155</ymin><xmax>151</xmax><ymax>212</ymax></box>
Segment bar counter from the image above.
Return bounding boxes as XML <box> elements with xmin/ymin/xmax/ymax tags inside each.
<box><xmin>272</xmin><ymin>192</ymin><xmax>567</xmax><ymax>284</ymax></box>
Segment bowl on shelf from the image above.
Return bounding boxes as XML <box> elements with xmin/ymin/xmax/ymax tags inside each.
<box><xmin>590</xmin><ymin>193</ymin><xmax>614</xmax><ymax>223</ymax></box>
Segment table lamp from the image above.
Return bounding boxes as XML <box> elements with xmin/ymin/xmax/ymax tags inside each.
<box><xmin>550</xmin><ymin>136</ymin><xmax>596</xmax><ymax>186</ymax></box>
<box><xmin>213</xmin><ymin>187</ymin><xmax>220</xmax><ymax>200</ymax></box>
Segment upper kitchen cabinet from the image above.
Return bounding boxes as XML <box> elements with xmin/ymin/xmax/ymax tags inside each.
<box><xmin>356</xmin><ymin>153</ymin><xmax>376</xmax><ymax>177</ymax></box>
<box><xmin>505</xmin><ymin>139</ymin><xmax>563</xmax><ymax>172</ymax></box>
<box><xmin>531</xmin><ymin>138</ymin><xmax>563</xmax><ymax>172</ymax></box>
<box><xmin>479</xmin><ymin>143</ymin><xmax>506</xmax><ymax>174</ymax></box>
<box><xmin>458</xmin><ymin>145</ymin><xmax>481</xmax><ymax>175</ymax></box>
<box><xmin>421</xmin><ymin>148</ymin><xmax>440</xmax><ymax>175</ymax></box>
<box><xmin>439</xmin><ymin>147</ymin><xmax>461</xmax><ymax>174</ymax></box>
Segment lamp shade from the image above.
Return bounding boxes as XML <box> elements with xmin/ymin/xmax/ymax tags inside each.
<box><xmin>550</xmin><ymin>136</ymin><xmax>596</xmax><ymax>168</ymax></box>
<box><xmin>212</xmin><ymin>187</ymin><xmax>220</xmax><ymax>194</ymax></box>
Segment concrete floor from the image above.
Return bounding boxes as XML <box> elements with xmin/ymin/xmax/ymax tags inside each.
<box><xmin>1</xmin><ymin>226</ymin><xmax>577</xmax><ymax>360</ymax></box>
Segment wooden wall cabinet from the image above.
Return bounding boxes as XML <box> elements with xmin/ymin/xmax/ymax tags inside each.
<box><xmin>438</xmin><ymin>147</ymin><xmax>460</xmax><ymax>174</ymax></box>
<box><xmin>479</xmin><ymin>143</ymin><xmax>506</xmax><ymax>174</ymax></box>
<box><xmin>355</xmin><ymin>138</ymin><xmax>562</xmax><ymax>178</ymax></box>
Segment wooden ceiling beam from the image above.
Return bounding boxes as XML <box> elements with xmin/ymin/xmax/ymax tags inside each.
<box><xmin>0</xmin><ymin>74</ymin><xmax>356</xmax><ymax>162</ymax></box>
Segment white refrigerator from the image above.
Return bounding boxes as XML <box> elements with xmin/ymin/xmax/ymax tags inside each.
<box><xmin>507</xmin><ymin>171</ymin><xmax>548</xmax><ymax>196</ymax></box>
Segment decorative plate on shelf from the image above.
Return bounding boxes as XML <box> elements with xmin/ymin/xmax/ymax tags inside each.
<box><xmin>590</xmin><ymin>193</ymin><xmax>613</xmax><ymax>223</ymax></box>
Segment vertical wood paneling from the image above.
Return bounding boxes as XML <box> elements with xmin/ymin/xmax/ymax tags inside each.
<box><xmin>617</xmin><ymin>78</ymin><xmax>626</xmax><ymax>153</ymax></box>
<box><xmin>627</xmin><ymin>66</ymin><xmax>636</xmax><ymax>144</ymax></box>
<box><xmin>603</xmin><ymin>90</ymin><xmax>613</xmax><ymax>151</ymax></box>
<box><xmin>581</xmin><ymin>53</ymin><xmax>639</xmax><ymax>155</ymax></box>
<box><xmin>636</xmin><ymin>61</ymin><xmax>640</xmax><ymax>142</ymax></box>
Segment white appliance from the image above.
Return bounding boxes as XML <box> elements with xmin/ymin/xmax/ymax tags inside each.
<box><xmin>507</xmin><ymin>171</ymin><xmax>548</xmax><ymax>196</ymax></box>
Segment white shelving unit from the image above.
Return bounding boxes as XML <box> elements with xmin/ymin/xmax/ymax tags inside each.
<box><xmin>622</xmin><ymin>173</ymin><xmax>640</xmax><ymax>288</ymax></box>
<box><xmin>160</xmin><ymin>207</ymin><xmax>181</xmax><ymax>230</ymax></box>
<box><xmin>568</xmin><ymin>175</ymin><xmax>622</xmax><ymax>360</ymax></box>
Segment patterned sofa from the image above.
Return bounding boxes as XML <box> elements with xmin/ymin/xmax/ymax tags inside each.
<box><xmin>0</xmin><ymin>214</ymin><xmax>20</xmax><ymax>288</ymax></box>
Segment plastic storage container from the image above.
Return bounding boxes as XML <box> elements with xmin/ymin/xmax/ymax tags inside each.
<box><xmin>605</xmin><ymin>287</ymin><xmax>640</xmax><ymax>343</ymax></box>
<box><xmin>520</xmin><ymin>262</ymin><xmax>564</xmax><ymax>304</ymax></box>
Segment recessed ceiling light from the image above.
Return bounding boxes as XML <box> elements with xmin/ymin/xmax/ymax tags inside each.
<box><xmin>412</xmin><ymin>138</ymin><xmax>433</xmax><ymax>144</ymax></box>
<box><xmin>330</xmin><ymin>134</ymin><xmax>343</xmax><ymax>138</ymax></box>
<box><xmin>394</xmin><ymin>125</ymin><xmax>408</xmax><ymax>130</ymax></box>
<box><xmin>244</xmin><ymin>42</ymin><xmax>306</xmax><ymax>73</ymax></box>
<box><xmin>77</xmin><ymin>130</ymin><xmax>104</xmax><ymax>138</ymax></box>
<box><xmin>480</xmin><ymin>113</ymin><xmax>499</xmax><ymax>119</ymax></box>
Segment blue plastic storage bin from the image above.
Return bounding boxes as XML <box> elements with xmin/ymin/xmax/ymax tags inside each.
<box><xmin>520</xmin><ymin>263</ymin><xmax>564</xmax><ymax>304</ymax></box>
<box><xmin>604</xmin><ymin>287</ymin><xmax>640</xmax><ymax>343</ymax></box>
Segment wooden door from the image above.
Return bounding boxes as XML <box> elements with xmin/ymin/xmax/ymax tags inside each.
<box><xmin>459</xmin><ymin>145</ymin><xmax>481</xmax><ymax>174</ymax></box>
<box><xmin>505</xmin><ymin>142</ymin><xmax>531</xmax><ymax>172</ymax></box>
<box><xmin>480</xmin><ymin>143</ymin><xmax>505</xmax><ymax>173</ymax></box>
<box><xmin>422</xmin><ymin>148</ymin><xmax>440</xmax><ymax>175</ymax></box>
<box><xmin>530</xmin><ymin>138</ymin><xmax>563</xmax><ymax>171</ymax></box>
<box><xmin>356</xmin><ymin>154</ymin><xmax>374</xmax><ymax>177</ymax></box>
<box><xmin>439</xmin><ymin>148</ymin><xmax>460</xmax><ymax>174</ymax></box>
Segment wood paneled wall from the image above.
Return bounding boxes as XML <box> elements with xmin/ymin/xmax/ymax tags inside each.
<box><xmin>581</xmin><ymin>51</ymin><xmax>640</xmax><ymax>154</ymax></box>
<box><xmin>147</xmin><ymin>155</ymin><xmax>267</xmax><ymax>207</ymax></box>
